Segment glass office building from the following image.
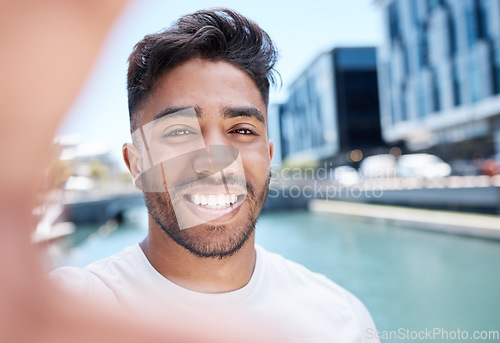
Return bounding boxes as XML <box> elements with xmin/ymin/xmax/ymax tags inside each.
<box><xmin>279</xmin><ymin>47</ymin><xmax>384</xmax><ymax>163</ymax></box>
<box><xmin>378</xmin><ymin>0</ymin><xmax>500</xmax><ymax>160</ymax></box>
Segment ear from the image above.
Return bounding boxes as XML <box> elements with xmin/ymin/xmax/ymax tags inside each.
<box><xmin>268</xmin><ymin>140</ymin><xmax>274</xmax><ymax>161</ymax></box>
<box><xmin>122</xmin><ymin>143</ymin><xmax>143</xmax><ymax>190</ymax></box>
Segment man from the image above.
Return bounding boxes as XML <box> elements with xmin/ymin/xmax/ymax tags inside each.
<box><xmin>52</xmin><ymin>8</ymin><xmax>378</xmax><ymax>342</ymax></box>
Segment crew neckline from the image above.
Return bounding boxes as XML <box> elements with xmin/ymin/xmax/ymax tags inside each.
<box><xmin>132</xmin><ymin>243</ymin><xmax>264</xmax><ymax>306</ymax></box>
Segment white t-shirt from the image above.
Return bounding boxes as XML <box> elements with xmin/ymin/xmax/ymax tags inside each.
<box><xmin>51</xmin><ymin>244</ymin><xmax>378</xmax><ymax>342</ymax></box>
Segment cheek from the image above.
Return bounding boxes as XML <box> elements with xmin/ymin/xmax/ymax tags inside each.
<box><xmin>240</xmin><ymin>145</ymin><xmax>271</xmax><ymax>184</ymax></box>
<box><xmin>149</xmin><ymin>139</ymin><xmax>206</xmax><ymax>166</ymax></box>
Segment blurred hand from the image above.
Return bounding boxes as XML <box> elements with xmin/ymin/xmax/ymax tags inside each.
<box><xmin>0</xmin><ymin>1</ymin><xmax>280</xmax><ymax>342</ymax></box>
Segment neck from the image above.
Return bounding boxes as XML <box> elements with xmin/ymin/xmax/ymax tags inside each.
<box><xmin>140</xmin><ymin>221</ymin><xmax>257</xmax><ymax>293</ymax></box>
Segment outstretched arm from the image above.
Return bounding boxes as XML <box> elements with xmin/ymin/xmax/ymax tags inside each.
<box><xmin>0</xmin><ymin>2</ymin><xmax>185</xmax><ymax>342</ymax></box>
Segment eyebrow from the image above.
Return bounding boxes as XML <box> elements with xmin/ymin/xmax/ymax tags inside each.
<box><xmin>152</xmin><ymin>106</ymin><xmax>201</xmax><ymax>121</ymax></box>
<box><xmin>222</xmin><ymin>106</ymin><xmax>265</xmax><ymax>124</ymax></box>
<box><xmin>151</xmin><ymin>105</ymin><xmax>265</xmax><ymax>124</ymax></box>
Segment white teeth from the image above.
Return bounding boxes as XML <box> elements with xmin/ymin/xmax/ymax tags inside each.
<box><xmin>200</xmin><ymin>195</ymin><xmax>208</xmax><ymax>205</ymax></box>
<box><xmin>207</xmin><ymin>195</ymin><xmax>216</xmax><ymax>207</ymax></box>
<box><xmin>217</xmin><ymin>194</ymin><xmax>225</xmax><ymax>206</ymax></box>
<box><xmin>189</xmin><ymin>193</ymin><xmax>240</xmax><ymax>209</ymax></box>
<box><xmin>193</xmin><ymin>194</ymin><xmax>200</xmax><ymax>205</ymax></box>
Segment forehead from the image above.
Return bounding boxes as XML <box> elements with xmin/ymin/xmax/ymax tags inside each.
<box><xmin>140</xmin><ymin>58</ymin><xmax>267</xmax><ymax>125</ymax></box>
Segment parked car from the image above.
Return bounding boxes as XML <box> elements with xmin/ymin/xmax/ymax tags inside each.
<box><xmin>331</xmin><ymin>166</ymin><xmax>360</xmax><ymax>186</ymax></box>
<box><xmin>480</xmin><ymin>158</ymin><xmax>499</xmax><ymax>176</ymax></box>
<box><xmin>397</xmin><ymin>153</ymin><xmax>451</xmax><ymax>178</ymax></box>
<box><xmin>359</xmin><ymin>154</ymin><xmax>397</xmax><ymax>179</ymax></box>
<box><xmin>449</xmin><ymin>159</ymin><xmax>480</xmax><ymax>176</ymax></box>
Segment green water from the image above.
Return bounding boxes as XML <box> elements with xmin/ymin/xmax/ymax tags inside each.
<box><xmin>60</xmin><ymin>209</ymin><xmax>500</xmax><ymax>339</ymax></box>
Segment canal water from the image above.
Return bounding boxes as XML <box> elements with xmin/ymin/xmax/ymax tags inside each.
<box><xmin>58</xmin><ymin>208</ymin><xmax>500</xmax><ymax>339</ymax></box>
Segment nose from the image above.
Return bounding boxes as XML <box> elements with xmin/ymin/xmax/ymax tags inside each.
<box><xmin>192</xmin><ymin>145</ymin><xmax>240</xmax><ymax>178</ymax></box>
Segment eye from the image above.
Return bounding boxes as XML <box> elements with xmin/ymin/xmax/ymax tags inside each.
<box><xmin>165</xmin><ymin>129</ymin><xmax>195</xmax><ymax>137</ymax></box>
<box><xmin>230</xmin><ymin>128</ymin><xmax>258</xmax><ymax>135</ymax></box>
<box><xmin>159</xmin><ymin>126</ymin><xmax>200</xmax><ymax>144</ymax></box>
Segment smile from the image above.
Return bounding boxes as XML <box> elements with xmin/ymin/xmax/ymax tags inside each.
<box><xmin>185</xmin><ymin>193</ymin><xmax>242</xmax><ymax>209</ymax></box>
<box><xmin>184</xmin><ymin>193</ymin><xmax>246</xmax><ymax>209</ymax></box>
<box><xmin>180</xmin><ymin>190</ymin><xmax>247</xmax><ymax>224</ymax></box>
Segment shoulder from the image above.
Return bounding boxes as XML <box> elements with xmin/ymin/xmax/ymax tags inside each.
<box><xmin>257</xmin><ymin>245</ymin><xmax>344</xmax><ymax>293</ymax></box>
<box><xmin>256</xmin><ymin>245</ymin><xmax>378</xmax><ymax>339</ymax></box>
<box><xmin>49</xmin><ymin>244</ymin><xmax>141</xmax><ymax>301</ymax></box>
<box><xmin>342</xmin><ymin>288</ymin><xmax>379</xmax><ymax>340</ymax></box>
<box><xmin>49</xmin><ymin>265</ymin><xmax>116</xmax><ymax>304</ymax></box>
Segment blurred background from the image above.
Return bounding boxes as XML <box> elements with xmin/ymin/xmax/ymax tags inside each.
<box><xmin>37</xmin><ymin>0</ymin><xmax>500</xmax><ymax>340</ymax></box>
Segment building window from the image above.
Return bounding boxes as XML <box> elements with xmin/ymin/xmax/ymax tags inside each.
<box><xmin>466</xmin><ymin>0</ymin><xmax>479</xmax><ymax>47</ymax></box>
<box><xmin>417</xmin><ymin>82</ymin><xmax>426</xmax><ymax>118</ymax></box>
<box><xmin>445</xmin><ymin>5</ymin><xmax>457</xmax><ymax>57</ymax></box>
<box><xmin>427</xmin><ymin>0</ymin><xmax>441</xmax><ymax>12</ymax></box>
<box><xmin>401</xmin><ymin>82</ymin><xmax>408</xmax><ymax>121</ymax></box>
<box><xmin>469</xmin><ymin>58</ymin><xmax>481</xmax><ymax>102</ymax></box>
<box><xmin>478</xmin><ymin>0</ymin><xmax>489</xmax><ymax>39</ymax></box>
<box><xmin>452</xmin><ymin>61</ymin><xmax>461</xmax><ymax>106</ymax></box>
<box><xmin>432</xmin><ymin>69</ymin><xmax>441</xmax><ymax>112</ymax></box>
<box><xmin>390</xmin><ymin>93</ymin><xmax>396</xmax><ymax>125</ymax></box>
<box><xmin>402</xmin><ymin>43</ymin><xmax>410</xmax><ymax>76</ymax></box>
<box><xmin>418</xmin><ymin>27</ymin><xmax>430</xmax><ymax>69</ymax></box>
<box><xmin>494</xmin><ymin>43</ymin><xmax>500</xmax><ymax>95</ymax></box>
<box><xmin>410</xmin><ymin>0</ymin><xmax>419</xmax><ymax>27</ymax></box>
<box><xmin>475</xmin><ymin>0</ymin><xmax>486</xmax><ymax>40</ymax></box>
<box><xmin>388</xmin><ymin>1</ymin><xmax>400</xmax><ymax>43</ymax></box>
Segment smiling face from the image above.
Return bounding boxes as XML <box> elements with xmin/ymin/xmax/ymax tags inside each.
<box><xmin>124</xmin><ymin>58</ymin><xmax>274</xmax><ymax>258</ymax></box>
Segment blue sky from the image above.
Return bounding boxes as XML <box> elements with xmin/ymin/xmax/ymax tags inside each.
<box><xmin>58</xmin><ymin>0</ymin><xmax>383</xmax><ymax>165</ymax></box>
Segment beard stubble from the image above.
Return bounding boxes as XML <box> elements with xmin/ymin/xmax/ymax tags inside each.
<box><xmin>143</xmin><ymin>171</ymin><xmax>270</xmax><ymax>259</ymax></box>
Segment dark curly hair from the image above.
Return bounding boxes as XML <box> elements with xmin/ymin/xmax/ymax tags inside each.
<box><xmin>127</xmin><ymin>8</ymin><xmax>279</xmax><ymax>131</ymax></box>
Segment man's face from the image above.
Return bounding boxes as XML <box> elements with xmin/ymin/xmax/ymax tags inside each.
<box><xmin>125</xmin><ymin>58</ymin><xmax>273</xmax><ymax>258</ymax></box>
